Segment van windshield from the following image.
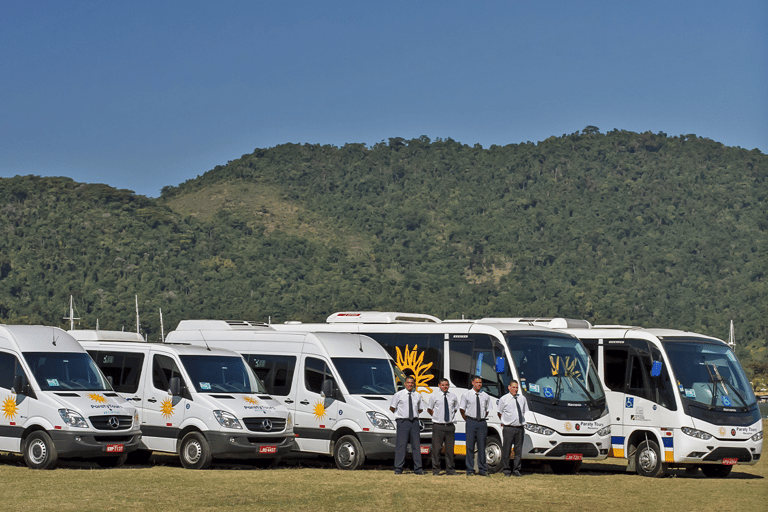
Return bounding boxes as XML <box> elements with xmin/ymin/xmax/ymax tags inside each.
<box><xmin>332</xmin><ymin>358</ymin><xmax>397</xmax><ymax>395</ymax></box>
<box><xmin>24</xmin><ymin>352</ymin><xmax>111</xmax><ymax>391</ymax></box>
<box><xmin>180</xmin><ymin>355</ymin><xmax>266</xmax><ymax>394</ymax></box>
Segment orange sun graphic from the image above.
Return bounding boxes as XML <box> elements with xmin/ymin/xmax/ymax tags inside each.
<box><xmin>160</xmin><ymin>398</ymin><xmax>175</xmax><ymax>419</ymax></box>
<box><xmin>550</xmin><ymin>356</ymin><xmax>582</xmax><ymax>379</ymax></box>
<box><xmin>2</xmin><ymin>396</ymin><xmax>18</xmax><ymax>419</ymax></box>
<box><xmin>312</xmin><ymin>401</ymin><xmax>326</xmax><ymax>420</ymax></box>
<box><xmin>89</xmin><ymin>393</ymin><xmax>107</xmax><ymax>403</ymax></box>
<box><xmin>243</xmin><ymin>396</ymin><xmax>259</xmax><ymax>405</ymax></box>
<box><xmin>396</xmin><ymin>345</ymin><xmax>434</xmax><ymax>393</ymax></box>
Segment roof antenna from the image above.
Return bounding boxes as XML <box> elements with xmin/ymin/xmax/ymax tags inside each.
<box><xmin>51</xmin><ymin>327</ymin><xmax>58</xmax><ymax>346</ymax></box>
<box><xmin>359</xmin><ymin>335</ymin><xmax>363</xmax><ymax>352</ymax></box>
<box><xmin>200</xmin><ymin>331</ymin><xmax>211</xmax><ymax>351</ymax></box>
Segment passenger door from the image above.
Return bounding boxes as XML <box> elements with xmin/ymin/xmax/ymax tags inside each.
<box><xmin>293</xmin><ymin>355</ymin><xmax>340</xmax><ymax>454</ymax></box>
<box><xmin>142</xmin><ymin>351</ymin><xmax>188</xmax><ymax>453</ymax></box>
<box><xmin>0</xmin><ymin>351</ymin><xmax>30</xmax><ymax>452</ymax></box>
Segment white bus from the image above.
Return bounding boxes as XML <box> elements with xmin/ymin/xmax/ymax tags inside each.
<box><xmin>507</xmin><ymin>319</ymin><xmax>763</xmax><ymax>477</ymax></box>
<box><xmin>272</xmin><ymin>312</ymin><xmax>611</xmax><ymax>473</ymax></box>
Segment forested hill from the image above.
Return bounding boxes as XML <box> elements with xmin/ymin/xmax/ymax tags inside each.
<box><xmin>1</xmin><ymin>128</ymin><xmax>766</xmax><ymax>378</ymax></box>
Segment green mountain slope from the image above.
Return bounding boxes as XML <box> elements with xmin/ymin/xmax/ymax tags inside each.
<box><xmin>1</xmin><ymin>128</ymin><xmax>766</xmax><ymax>379</ymax></box>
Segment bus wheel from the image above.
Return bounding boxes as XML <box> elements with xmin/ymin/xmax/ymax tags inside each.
<box><xmin>701</xmin><ymin>464</ymin><xmax>733</xmax><ymax>478</ymax></box>
<box><xmin>635</xmin><ymin>440</ymin><xmax>665</xmax><ymax>477</ymax></box>
<box><xmin>333</xmin><ymin>435</ymin><xmax>365</xmax><ymax>470</ymax></box>
<box><xmin>484</xmin><ymin>435</ymin><xmax>503</xmax><ymax>473</ymax></box>
<box><xmin>179</xmin><ymin>432</ymin><xmax>212</xmax><ymax>469</ymax></box>
<box><xmin>23</xmin><ymin>431</ymin><xmax>59</xmax><ymax>470</ymax></box>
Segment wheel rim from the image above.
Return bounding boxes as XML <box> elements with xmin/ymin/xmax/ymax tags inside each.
<box><xmin>638</xmin><ymin>446</ymin><xmax>658</xmax><ymax>472</ymax></box>
<box><xmin>29</xmin><ymin>439</ymin><xmax>47</xmax><ymax>465</ymax></box>
<box><xmin>338</xmin><ymin>441</ymin><xmax>356</xmax><ymax>467</ymax></box>
<box><xmin>184</xmin><ymin>440</ymin><xmax>202</xmax><ymax>464</ymax></box>
<box><xmin>485</xmin><ymin>442</ymin><xmax>501</xmax><ymax>467</ymax></box>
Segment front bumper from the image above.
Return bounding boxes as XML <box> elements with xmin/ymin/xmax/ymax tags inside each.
<box><xmin>203</xmin><ymin>431</ymin><xmax>295</xmax><ymax>459</ymax></box>
<box><xmin>50</xmin><ymin>429</ymin><xmax>142</xmax><ymax>458</ymax></box>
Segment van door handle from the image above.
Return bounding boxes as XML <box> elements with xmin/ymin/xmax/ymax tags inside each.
<box><xmin>129</xmin><ymin>397</ymin><xmax>141</xmax><ymax>402</ymax></box>
<box><xmin>284</xmin><ymin>399</ymin><xmax>294</xmax><ymax>404</ymax></box>
<box><xmin>147</xmin><ymin>398</ymin><xmax>157</xmax><ymax>403</ymax></box>
<box><xmin>300</xmin><ymin>400</ymin><xmax>310</xmax><ymax>405</ymax></box>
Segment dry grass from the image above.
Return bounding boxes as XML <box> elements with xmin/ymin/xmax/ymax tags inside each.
<box><xmin>1</xmin><ymin>447</ymin><xmax>765</xmax><ymax>512</ymax></box>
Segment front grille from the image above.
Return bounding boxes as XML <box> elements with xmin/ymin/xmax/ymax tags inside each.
<box><xmin>243</xmin><ymin>417</ymin><xmax>286</xmax><ymax>432</ymax></box>
<box><xmin>89</xmin><ymin>415</ymin><xmax>133</xmax><ymax>431</ymax></box>
<box><xmin>94</xmin><ymin>435</ymin><xmax>134</xmax><ymax>443</ymax></box>
<box><xmin>546</xmin><ymin>442</ymin><xmax>599</xmax><ymax>458</ymax></box>
<box><xmin>703</xmin><ymin>447</ymin><xmax>752</xmax><ymax>462</ymax></box>
<box><xmin>419</xmin><ymin>418</ymin><xmax>433</xmax><ymax>433</ymax></box>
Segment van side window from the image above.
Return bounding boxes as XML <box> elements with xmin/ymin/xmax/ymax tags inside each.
<box><xmin>244</xmin><ymin>354</ymin><xmax>296</xmax><ymax>396</ymax></box>
<box><xmin>88</xmin><ymin>350</ymin><xmax>145</xmax><ymax>394</ymax></box>
<box><xmin>152</xmin><ymin>354</ymin><xmax>184</xmax><ymax>391</ymax></box>
<box><xmin>0</xmin><ymin>351</ymin><xmax>25</xmax><ymax>390</ymax></box>
<box><xmin>304</xmin><ymin>357</ymin><xmax>335</xmax><ymax>395</ymax></box>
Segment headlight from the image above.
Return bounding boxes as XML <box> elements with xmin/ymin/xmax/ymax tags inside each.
<box><xmin>58</xmin><ymin>409</ymin><xmax>88</xmax><ymax>428</ymax></box>
<box><xmin>213</xmin><ymin>410</ymin><xmax>243</xmax><ymax>429</ymax></box>
<box><xmin>752</xmin><ymin>431</ymin><xmax>763</xmax><ymax>442</ymax></box>
<box><xmin>597</xmin><ymin>425</ymin><xmax>611</xmax><ymax>437</ymax></box>
<box><xmin>682</xmin><ymin>426</ymin><xmax>712</xmax><ymax>440</ymax></box>
<box><xmin>366</xmin><ymin>411</ymin><xmax>395</xmax><ymax>430</ymax></box>
<box><xmin>525</xmin><ymin>423</ymin><xmax>555</xmax><ymax>436</ymax></box>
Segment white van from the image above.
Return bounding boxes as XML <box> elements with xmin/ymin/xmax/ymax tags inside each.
<box><xmin>0</xmin><ymin>325</ymin><xmax>141</xmax><ymax>469</ymax></box>
<box><xmin>72</xmin><ymin>330</ymin><xmax>295</xmax><ymax>469</ymax></box>
<box><xmin>165</xmin><ymin>320</ymin><xmax>423</xmax><ymax>470</ymax></box>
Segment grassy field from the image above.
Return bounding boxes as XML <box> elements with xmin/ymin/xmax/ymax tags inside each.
<box><xmin>1</xmin><ymin>437</ymin><xmax>765</xmax><ymax>512</ymax></box>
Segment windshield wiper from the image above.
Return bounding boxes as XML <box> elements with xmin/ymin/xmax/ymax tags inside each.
<box><xmin>566</xmin><ymin>372</ymin><xmax>596</xmax><ymax>407</ymax></box>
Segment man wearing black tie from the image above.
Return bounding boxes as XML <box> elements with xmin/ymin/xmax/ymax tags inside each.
<box><xmin>390</xmin><ymin>375</ymin><xmax>425</xmax><ymax>474</ymax></box>
<box><xmin>497</xmin><ymin>380</ymin><xmax>529</xmax><ymax>477</ymax></box>
<box><xmin>459</xmin><ymin>376</ymin><xmax>493</xmax><ymax>476</ymax></box>
<box><xmin>427</xmin><ymin>378</ymin><xmax>459</xmax><ymax>475</ymax></box>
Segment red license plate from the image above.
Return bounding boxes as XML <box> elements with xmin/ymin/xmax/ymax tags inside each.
<box><xmin>420</xmin><ymin>445</ymin><xmax>430</xmax><ymax>455</ymax></box>
<box><xmin>106</xmin><ymin>444</ymin><xmax>124</xmax><ymax>453</ymax></box>
<box><xmin>565</xmin><ymin>453</ymin><xmax>583</xmax><ymax>461</ymax></box>
<box><xmin>722</xmin><ymin>458</ymin><xmax>738</xmax><ymax>465</ymax></box>
<box><xmin>259</xmin><ymin>445</ymin><xmax>277</xmax><ymax>454</ymax></box>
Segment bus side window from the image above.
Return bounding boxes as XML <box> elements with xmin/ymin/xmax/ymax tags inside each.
<box><xmin>581</xmin><ymin>339</ymin><xmax>599</xmax><ymax>366</ymax></box>
<box><xmin>603</xmin><ymin>346</ymin><xmax>629</xmax><ymax>392</ymax></box>
<box><xmin>649</xmin><ymin>346</ymin><xmax>677</xmax><ymax>411</ymax></box>
<box><xmin>372</xmin><ymin>333</ymin><xmax>443</xmax><ymax>386</ymax></box>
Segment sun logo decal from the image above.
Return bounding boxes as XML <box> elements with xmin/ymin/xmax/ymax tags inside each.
<box><xmin>89</xmin><ymin>393</ymin><xmax>107</xmax><ymax>404</ymax></box>
<box><xmin>550</xmin><ymin>356</ymin><xmax>582</xmax><ymax>379</ymax></box>
<box><xmin>312</xmin><ymin>401</ymin><xmax>326</xmax><ymax>420</ymax></box>
<box><xmin>2</xmin><ymin>396</ymin><xmax>18</xmax><ymax>420</ymax></box>
<box><xmin>160</xmin><ymin>398</ymin><xmax>175</xmax><ymax>419</ymax></box>
<box><xmin>243</xmin><ymin>396</ymin><xmax>259</xmax><ymax>405</ymax></box>
<box><xmin>564</xmin><ymin>421</ymin><xmax>573</xmax><ymax>431</ymax></box>
<box><xmin>396</xmin><ymin>345</ymin><xmax>434</xmax><ymax>393</ymax></box>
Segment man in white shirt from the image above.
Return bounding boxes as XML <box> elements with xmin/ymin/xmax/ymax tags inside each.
<box><xmin>389</xmin><ymin>375</ymin><xmax>425</xmax><ymax>474</ymax></box>
<box><xmin>459</xmin><ymin>376</ymin><xmax>493</xmax><ymax>476</ymax></box>
<box><xmin>497</xmin><ymin>380</ymin><xmax>529</xmax><ymax>477</ymax></box>
<box><xmin>427</xmin><ymin>378</ymin><xmax>459</xmax><ymax>475</ymax></box>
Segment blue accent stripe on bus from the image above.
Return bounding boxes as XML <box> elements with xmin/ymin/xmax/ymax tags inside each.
<box><xmin>455</xmin><ymin>433</ymin><xmax>467</xmax><ymax>442</ymax></box>
<box><xmin>662</xmin><ymin>437</ymin><xmax>674</xmax><ymax>448</ymax></box>
<box><xmin>611</xmin><ymin>436</ymin><xmax>625</xmax><ymax>445</ymax></box>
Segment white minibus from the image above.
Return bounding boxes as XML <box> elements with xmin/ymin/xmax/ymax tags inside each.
<box><xmin>166</xmin><ymin>321</ymin><xmax>420</xmax><ymax>470</ymax></box>
<box><xmin>72</xmin><ymin>329</ymin><xmax>295</xmax><ymax>469</ymax></box>
<box><xmin>0</xmin><ymin>325</ymin><xmax>141</xmax><ymax>469</ymax></box>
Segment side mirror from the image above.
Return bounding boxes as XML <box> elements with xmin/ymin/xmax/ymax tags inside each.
<box><xmin>495</xmin><ymin>357</ymin><xmax>506</xmax><ymax>374</ymax></box>
<box><xmin>321</xmin><ymin>379</ymin><xmax>336</xmax><ymax>399</ymax></box>
<box><xmin>651</xmin><ymin>361</ymin><xmax>662</xmax><ymax>378</ymax></box>
<box><xmin>169</xmin><ymin>376</ymin><xmax>182</xmax><ymax>396</ymax></box>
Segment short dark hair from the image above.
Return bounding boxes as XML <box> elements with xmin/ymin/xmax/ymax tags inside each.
<box><xmin>472</xmin><ymin>376</ymin><xmax>482</xmax><ymax>382</ymax></box>
<box><xmin>438</xmin><ymin>378</ymin><xmax>449</xmax><ymax>385</ymax></box>
<box><xmin>509</xmin><ymin>379</ymin><xmax>519</xmax><ymax>386</ymax></box>
<box><xmin>405</xmin><ymin>375</ymin><xmax>416</xmax><ymax>383</ymax></box>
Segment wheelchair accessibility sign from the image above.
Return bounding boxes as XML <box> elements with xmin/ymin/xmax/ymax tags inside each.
<box><xmin>625</xmin><ymin>397</ymin><xmax>634</xmax><ymax>408</ymax></box>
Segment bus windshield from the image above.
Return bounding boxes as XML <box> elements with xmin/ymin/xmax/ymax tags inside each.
<box><xmin>332</xmin><ymin>358</ymin><xmax>397</xmax><ymax>395</ymax></box>
<box><xmin>25</xmin><ymin>352</ymin><xmax>111</xmax><ymax>391</ymax></box>
<box><xmin>180</xmin><ymin>355</ymin><xmax>266</xmax><ymax>394</ymax></box>
<box><xmin>506</xmin><ymin>334</ymin><xmax>605</xmax><ymax>404</ymax></box>
<box><xmin>662</xmin><ymin>338</ymin><xmax>756</xmax><ymax>409</ymax></box>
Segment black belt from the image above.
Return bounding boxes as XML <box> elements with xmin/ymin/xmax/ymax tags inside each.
<box><xmin>433</xmin><ymin>422</ymin><xmax>454</xmax><ymax>426</ymax></box>
<box><xmin>502</xmin><ymin>424</ymin><xmax>524</xmax><ymax>428</ymax></box>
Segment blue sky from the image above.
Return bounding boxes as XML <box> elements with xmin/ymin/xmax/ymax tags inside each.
<box><xmin>2</xmin><ymin>1</ymin><xmax>766</xmax><ymax>198</ymax></box>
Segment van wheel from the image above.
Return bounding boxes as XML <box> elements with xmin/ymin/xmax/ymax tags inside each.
<box><xmin>24</xmin><ymin>431</ymin><xmax>59</xmax><ymax>470</ymax></box>
<box><xmin>179</xmin><ymin>432</ymin><xmax>212</xmax><ymax>469</ymax></box>
<box><xmin>484</xmin><ymin>435</ymin><xmax>503</xmax><ymax>473</ymax></box>
<box><xmin>96</xmin><ymin>453</ymin><xmax>128</xmax><ymax>468</ymax></box>
<box><xmin>635</xmin><ymin>440</ymin><xmax>665</xmax><ymax>477</ymax></box>
<box><xmin>701</xmin><ymin>464</ymin><xmax>733</xmax><ymax>478</ymax></box>
<box><xmin>333</xmin><ymin>435</ymin><xmax>364</xmax><ymax>470</ymax></box>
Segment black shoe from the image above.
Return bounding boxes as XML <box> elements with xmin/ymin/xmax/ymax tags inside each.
<box><xmin>446</xmin><ymin>470</ymin><xmax>456</xmax><ymax>476</ymax></box>
<box><xmin>414</xmin><ymin>470</ymin><xmax>424</xmax><ymax>475</ymax></box>
<box><xmin>394</xmin><ymin>470</ymin><xmax>403</xmax><ymax>475</ymax></box>
<box><xmin>433</xmin><ymin>471</ymin><xmax>440</xmax><ymax>476</ymax></box>
<box><xmin>466</xmin><ymin>471</ymin><xmax>474</xmax><ymax>476</ymax></box>
<box><xmin>513</xmin><ymin>471</ymin><xmax>522</xmax><ymax>477</ymax></box>
<box><xmin>478</xmin><ymin>472</ymin><xmax>488</xmax><ymax>477</ymax></box>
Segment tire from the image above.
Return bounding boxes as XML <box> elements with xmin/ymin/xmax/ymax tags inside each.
<box><xmin>484</xmin><ymin>435</ymin><xmax>503</xmax><ymax>474</ymax></box>
<box><xmin>23</xmin><ymin>431</ymin><xmax>59</xmax><ymax>470</ymax></box>
<box><xmin>179</xmin><ymin>432</ymin><xmax>212</xmax><ymax>470</ymax></box>
<box><xmin>333</xmin><ymin>435</ymin><xmax>365</xmax><ymax>470</ymax></box>
<box><xmin>701</xmin><ymin>464</ymin><xmax>733</xmax><ymax>478</ymax></box>
<box><xmin>96</xmin><ymin>453</ymin><xmax>128</xmax><ymax>468</ymax></box>
<box><xmin>635</xmin><ymin>440</ymin><xmax>665</xmax><ymax>477</ymax></box>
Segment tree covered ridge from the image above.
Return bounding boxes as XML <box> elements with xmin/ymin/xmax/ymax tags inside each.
<box><xmin>1</xmin><ymin>128</ymin><xmax>766</xmax><ymax>380</ymax></box>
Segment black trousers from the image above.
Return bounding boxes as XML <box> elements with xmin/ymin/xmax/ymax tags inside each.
<box><xmin>395</xmin><ymin>418</ymin><xmax>422</xmax><ymax>472</ymax></box>
<box><xmin>465</xmin><ymin>418</ymin><xmax>487</xmax><ymax>474</ymax></box>
<box><xmin>431</xmin><ymin>423</ymin><xmax>455</xmax><ymax>473</ymax></box>
<box><xmin>502</xmin><ymin>425</ymin><xmax>524</xmax><ymax>475</ymax></box>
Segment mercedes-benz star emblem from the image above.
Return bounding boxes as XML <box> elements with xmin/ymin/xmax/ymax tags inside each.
<box><xmin>262</xmin><ymin>419</ymin><xmax>273</xmax><ymax>431</ymax></box>
<box><xmin>108</xmin><ymin>416</ymin><xmax>120</xmax><ymax>429</ymax></box>
<box><xmin>418</xmin><ymin>419</ymin><xmax>425</xmax><ymax>431</ymax></box>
